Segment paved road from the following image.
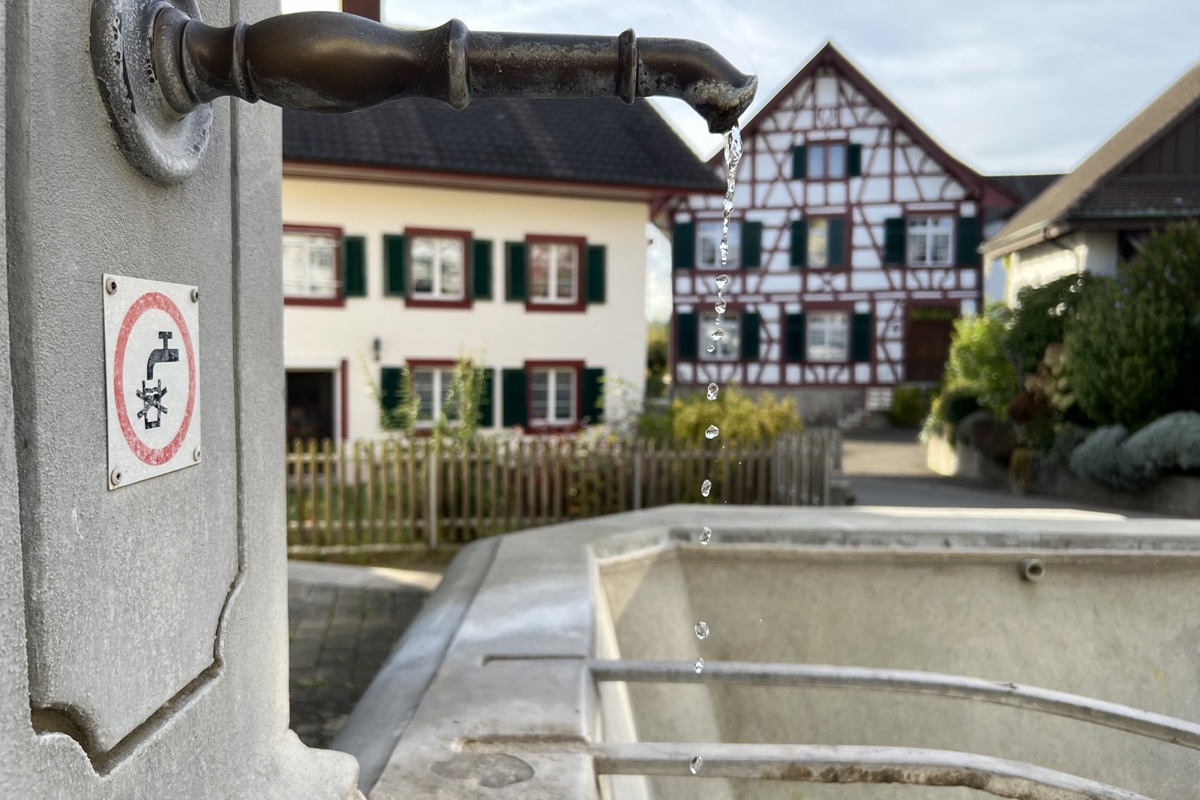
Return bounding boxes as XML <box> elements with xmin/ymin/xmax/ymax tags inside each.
<box><xmin>287</xmin><ymin>562</ymin><xmax>439</xmax><ymax>748</ymax></box>
<box><xmin>842</xmin><ymin>427</ymin><xmax>1142</xmax><ymax>515</ymax></box>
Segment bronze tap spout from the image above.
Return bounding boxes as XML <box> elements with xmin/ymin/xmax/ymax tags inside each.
<box><xmin>152</xmin><ymin>10</ymin><xmax>757</xmax><ymax>134</ymax></box>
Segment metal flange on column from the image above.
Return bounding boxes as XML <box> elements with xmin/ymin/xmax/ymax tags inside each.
<box><xmin>92</xmin><ymin>0</ymin><xmax>212</xmax><ymax>185</ymax></box>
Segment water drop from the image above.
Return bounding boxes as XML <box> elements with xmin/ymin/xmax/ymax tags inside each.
<box><xmin>719</xmin><ymin>240</ymin><xmax>730</xmax><ymax>265</ymax></box>
<box><xmin>694</xmin><ymin>657</ymin><xmax>705</xmax><ymax>673</ymax></box>
<box><xmin>707</xmin><ymin>344</ymin><xmax>716</xmax><ymax>354</ymax></box>
<box><xmin>700</xmin><ymin>479</ymin><xmax>712</xmax><ymax>497</ymax></box>
<box><xmin>715</xmin><ymin>299</ymin><xmax>727</xmax><ymax>315</ymax></box>
<box><xmin>715</xmin><ymin>274</ymin><xmax>729</xmax><ymax>292</ymax></box>
<box><xmin>690</xmin><ymin>755</ymin><xmax>704</xmax><ymax>775</ymax></box>
<box><xmin>707</xmin><ymin>383</ymin><xmax>719</xmax><ymax>401</ymax></box>
<box><xmin>694</xmin><ymin>621</ymin><xmax>710</xmax><ymax>640</ymax></box>
<box><xmin>705</xmin><ymin>425</ymin><xmax>719</xmax><ymax>440</ymax></box>
<box><xmin>699</xmin><ymin>526</ymin><xmax>712</xmax><ymax>545</ymax></box>
<box><xmin>710</xmin><ymin>328</ymin><xmax>725</xmax><ymax>341</ymax></box>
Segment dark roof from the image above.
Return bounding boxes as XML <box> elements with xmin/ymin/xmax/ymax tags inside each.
<box><xmin>984</xmin><ymin>60</ymin><xmax>1200</xmax><ymax>254</ymax></box>
<box><xmin>282</xmin><ymin>97</ymin><xmax>725</xmax><ymax>193</ymax></box>
<box><xmin>990</xmin><ymin>174</ymin><xmax>1063</xmax><ymax>208</ymax></box>
<box><xmin>732</xmin><ymin>42</ymin><xmax>1018</xmax><ymax>209</ymax></box>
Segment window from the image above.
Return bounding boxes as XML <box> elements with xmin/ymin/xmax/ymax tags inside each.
<box><xmin>697</xmin><ymin>220</ymin><xmax>740</xmax><ymax>269</ymax></box>
<box><xmin>699</xmin><ymin>312</ymin><xmax>740</xmax><ymax>361</ymax></box>
<box><xmin>530</xmin><ymin>242</ymin><xmax>579</xmax><ymax>304</ymax></box>
<box><xmin>411</xmin><ymin>235</ymin><xmax>465</xmax><ymax>300</ymax></box>
<box><xmin>807</xmin><ymin>142</ymin><xmax>847</xmax><ymax>180</ymax></box>
<box><xmin>807</xmin><ymin>311</ymin><xmax>849</xmax><ymax>362</ymax></box>
<box><xmin>283</xmin><ymin>229</ymin><xmax>340</xmax><ymax>301</ymax></box>
<box><xmin>907</xmin><ymin>216</ymin><xmax>954</xmax><ymax>266</ymax></box>
<box><xmin>410</xmin><ymin>366</ymin><xmax>459</xmax><ymax>424</ymax></box>
<box><xmin>808</xmin><ymin>219</ymin><xmax>830</xmax><ymax>268</ymax></box>
<box><xmin>530</xmin><ymin>368</ymin><xmax>576</xmax><ymax>425</ymax></box>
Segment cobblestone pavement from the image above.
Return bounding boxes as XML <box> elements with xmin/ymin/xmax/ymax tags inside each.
<box><xmin>287</xmin><ymin>566</ymin><xmax>435</xmax><ymax>748</ymax></box>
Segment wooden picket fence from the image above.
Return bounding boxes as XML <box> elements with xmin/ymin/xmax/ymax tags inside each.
<box><xmin>285</xmin><ymin>429</ymin><xmax>839</xmax><ymax>553</ymax></box>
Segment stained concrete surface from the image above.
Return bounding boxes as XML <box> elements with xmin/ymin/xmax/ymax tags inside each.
<box><xmin>288</xmin><ymin>562</ymin><xmax>438</xmax><ymax>748</ymax></box>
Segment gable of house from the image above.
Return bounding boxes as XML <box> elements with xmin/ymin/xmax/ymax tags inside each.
<box><xmin>985</xmin><ymin>60</ymin><xmax>1200</xmax><ymax>257</ymax></box>
<box><xmin>672</xmin><ymin>42</ymin><xmax>1016</xmax><ymax>417</ymax></box>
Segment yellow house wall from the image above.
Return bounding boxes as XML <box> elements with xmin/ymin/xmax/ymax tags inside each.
<box><xmin>283</xmin><ymin>177</ymin><xmax>650</xmax><ymax>439</ymax></box>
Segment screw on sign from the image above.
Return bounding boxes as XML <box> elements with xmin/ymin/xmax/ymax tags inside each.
<box><xmin>104</xmin><ymin>276</ymin><xmax>202</xmax><ymax>489</ymax></box>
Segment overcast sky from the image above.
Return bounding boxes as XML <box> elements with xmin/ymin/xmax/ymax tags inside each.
<box><xmin>282</xmin><ymin>0</ymin><xmax>1200</xmax><ymax>175</ymax></box>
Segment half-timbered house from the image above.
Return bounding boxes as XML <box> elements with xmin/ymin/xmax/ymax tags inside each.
<box><xmin>672</xmin><ymin>42</ymin><xmax>1019</xmax><ymax>421</ymax></box>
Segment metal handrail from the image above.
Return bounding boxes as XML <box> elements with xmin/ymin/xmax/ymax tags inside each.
<box><xmin>589</xmin><ymin>659</ymin><xmax>1200</xmax><ymax>751</ymax></box>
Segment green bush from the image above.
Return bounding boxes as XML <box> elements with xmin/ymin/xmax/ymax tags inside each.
<box><xmin>956</xmin><ymin>410</ymin><xmax>1017</xmax><ymax>465</ymax></box>
<box><xmin>1067</xmin><ymin>276</ymin><xmax>1196</xmax><ymax>429</ymax></box>
<box><xmin>1069</xmin><ymin>425</ymin><xmax>1132</xmax><ymax>489</ymax></box>
<box><xmin>666</xmin><ymin>384</ymin><xmax>802</xmax><ymax>445</ymax></box>
<box><xmin>919</xmin><ymin>386</ymin><xmax>981</xmax><ymax>444</ymax></box>
<box><xmin>1006</xmin><ymin>274</ymin><xmax>1087</xmax><ymax>377</ymax></box>
<box><xmin>943</xmin><ymin>304</ymin><xmax>1020</xmax><ymax>420</ymax></box>
<box><xmin>888</xmin><ymin>385</ymin><xmax>930</xmax><ymax>428</ymax></box>
<box><xmin>1057</xmin><ymin>412</ymin><xmax>1200</xmax><ymax>491</ymax></box>
<box><xmin>1050</xmin><ymin>423</ymin><xmax>1093</xmax><ymax>466</ymax></box>
<box><xmin>1067</xmin><ymin>223</ymin><xmax>1200</xmax><ymax>430</ymax></box>
<box><xmin>1122</xmin><ymin>411</ymin><xmax>1200</xmax><ymax>486</ymax></box>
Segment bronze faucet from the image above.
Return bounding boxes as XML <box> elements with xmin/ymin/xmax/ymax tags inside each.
<box><xmin>92</xmin><ymin>0</ymin><xmax>757</xmax><ymax>184</ymax></box>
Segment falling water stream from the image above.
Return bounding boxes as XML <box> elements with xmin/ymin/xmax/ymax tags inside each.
<box><xmin>690</xmin><ymin>124</ymin><xmax>742</xmax><ymax>777</ymax></box>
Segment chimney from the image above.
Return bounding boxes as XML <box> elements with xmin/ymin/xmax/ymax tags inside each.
<box><xmin>341</xmin><ymin>0</ymin><xmax>380</xmax><ymax>22</ymax></box>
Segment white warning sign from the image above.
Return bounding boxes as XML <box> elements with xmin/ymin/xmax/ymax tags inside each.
<box><xmin>104</xmin><ymin>275</ymin><xmax>201</xmax><ymax>490</ymax></box>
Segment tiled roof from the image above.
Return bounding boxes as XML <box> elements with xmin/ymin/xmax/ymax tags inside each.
<box><xmin>282</xmin><ymin>97</ymin><xmax>725</xmax><ymax>193</ymax></box>
<box><xmin>990</xmin><ymin>174</ymin><xmax>1063</xmax><ymax>208</ymax></box>
<box><xmin>984</xmin><ymin>60</ymin><xmax>1200</xmax><ymax>254</ymax></box>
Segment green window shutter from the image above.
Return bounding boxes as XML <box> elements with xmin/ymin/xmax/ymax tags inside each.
<box><xmin>342</xmin><ymin>235</ymin><xmax>366</xmax><ymax>297</ymax></box>
<box><xmin>791</xmin><ymin>145</ymin><xmax>807</xmax><ymax>180</ymax></box>
<box><xmin>847</xmin><ymin>144</ymin><xmax>863</xmax><ymax>177</ymax></box>
<box><xmin>582</xmin><ymin>367</ymin><xmax>605</xmax><ymax>424</ymax></box>
<box><xmin>883</xmin><ymin>218</ymin><xmax>906</xmax><ymax>266</ymax></box>
<box><xmin>790</xmin><ymin>219</ymin><xmax>808</xmax><ymax>268</ymax></box>
<box><xmin>827</xmin><ymin>218</ymin><xmax>846</xmax><ymax>268</ymax></box>
<box><xmin>383</xmin><ymin>234</ymin><xmax>407</xmax><ymax>296</ymax></box>
<box><xmin>785</xmin><ymin>313</ymin><xmax>806</xmax><ymax>361</ymax></box>
<box><xmin>672</xmin><ymin>222</ymin><xmax>695</xmax><ymax>270</ymax></box>
<box><xmin>501</xmin><ymin>368</ymin><xmax>527</xmax><ymax>428</ymax></box>
<box><xmin>379</xmin><ymin>366</ymin><xmax>404</xmax><ymax>430</ymax></box>
<box><xmin>472</xmin><ymin>239</ymin><xmax>493</xmax><ymax>300</ymax></box>
<box><xmin>740</xmin><ymin>221</ymin><xmax>763</xmax><ymax>268</ymax></box>
<box><xmin>677</xmin><ymin>312</ymin><xmax>698</xmax><ymax>360</ymax></box>
<box><xmin>505</xmin><ymin>242</ymin><xmax>527</xmax><ymax>301</ymax></box>
<box><xmin>741</xmin><ymin>311</ymin><xmax>761</xmax><ymax>360</ymax></box>
<box><xmin>585</xmin><ymin>244</ymin><xmax>607</xmax><ymax>304</ymax></box>
<box><xmin>955</xmin><ymin>216</ymin><xmax>981</xmax><ymax>266</ymax></box>
<box><xmin>851</xmin><ymin>312</ymin><xmax>873</xmax><ymax>363</ymax></box>
<box><xmin>476</xmin><ymin>368</ymin><xmax>495</xmax><ymax>428</ymax></box>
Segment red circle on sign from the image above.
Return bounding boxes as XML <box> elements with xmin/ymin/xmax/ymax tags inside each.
<box><xmin>113</xmin><ymin>291</ymin><xmax>196</xmax><ymax>466</ymax></box>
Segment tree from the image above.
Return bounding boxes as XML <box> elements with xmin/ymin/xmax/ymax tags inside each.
<box><xmin>1066</xmin><ymin>222</ymin><xmax>1200</xmax><ymax>429</ymax></box>
<box><xmin>645</xmin><ymin>321</ymin><xmax>669</xmax><ymax>399</ymax></box>
<box><xmin>942</xmin><ymin>303</ymin><xmax>1019</xmax><ymax>419</ymax></box>
<box><xmin>1005</xmin><ymin>273</ymin><xmax>1088</xmax><ymax>377</ymax></box>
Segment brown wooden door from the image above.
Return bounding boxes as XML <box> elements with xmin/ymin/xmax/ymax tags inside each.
<box><xmin>906</xmin><ymin>306</ymin><xmax>958</xmax><ymax>383</ymax></box>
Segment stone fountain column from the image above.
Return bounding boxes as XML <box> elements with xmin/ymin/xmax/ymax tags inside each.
<box><xmin>0</xmin><ymin>1</ymin><xmax>361</xmax><ymax>796</ymax></box>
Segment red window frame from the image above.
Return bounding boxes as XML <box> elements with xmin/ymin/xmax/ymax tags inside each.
<box><xmin>524</xmin><ymin>360</ymin><xmax>584</xmax><ymax>433</ymax></box>
<box><xmin>525</xmin><ymin>235</ymin><xmax>586</xmax><ymax>313</ymax></box>
<box><xmin>283</xmin><ymin>224</ymin><xmax>344</xmax><ymax>308</ymax></box>
<box><xmin>405</xmin><ymin>227</ymin><xmax>473</xmax><ymax>309</ymax></box>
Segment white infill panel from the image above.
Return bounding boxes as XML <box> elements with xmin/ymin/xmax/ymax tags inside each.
<box><xmin>104</xmin><ymin>274</ymin><xmax>202</xmax><ymax>490</ymax></box>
